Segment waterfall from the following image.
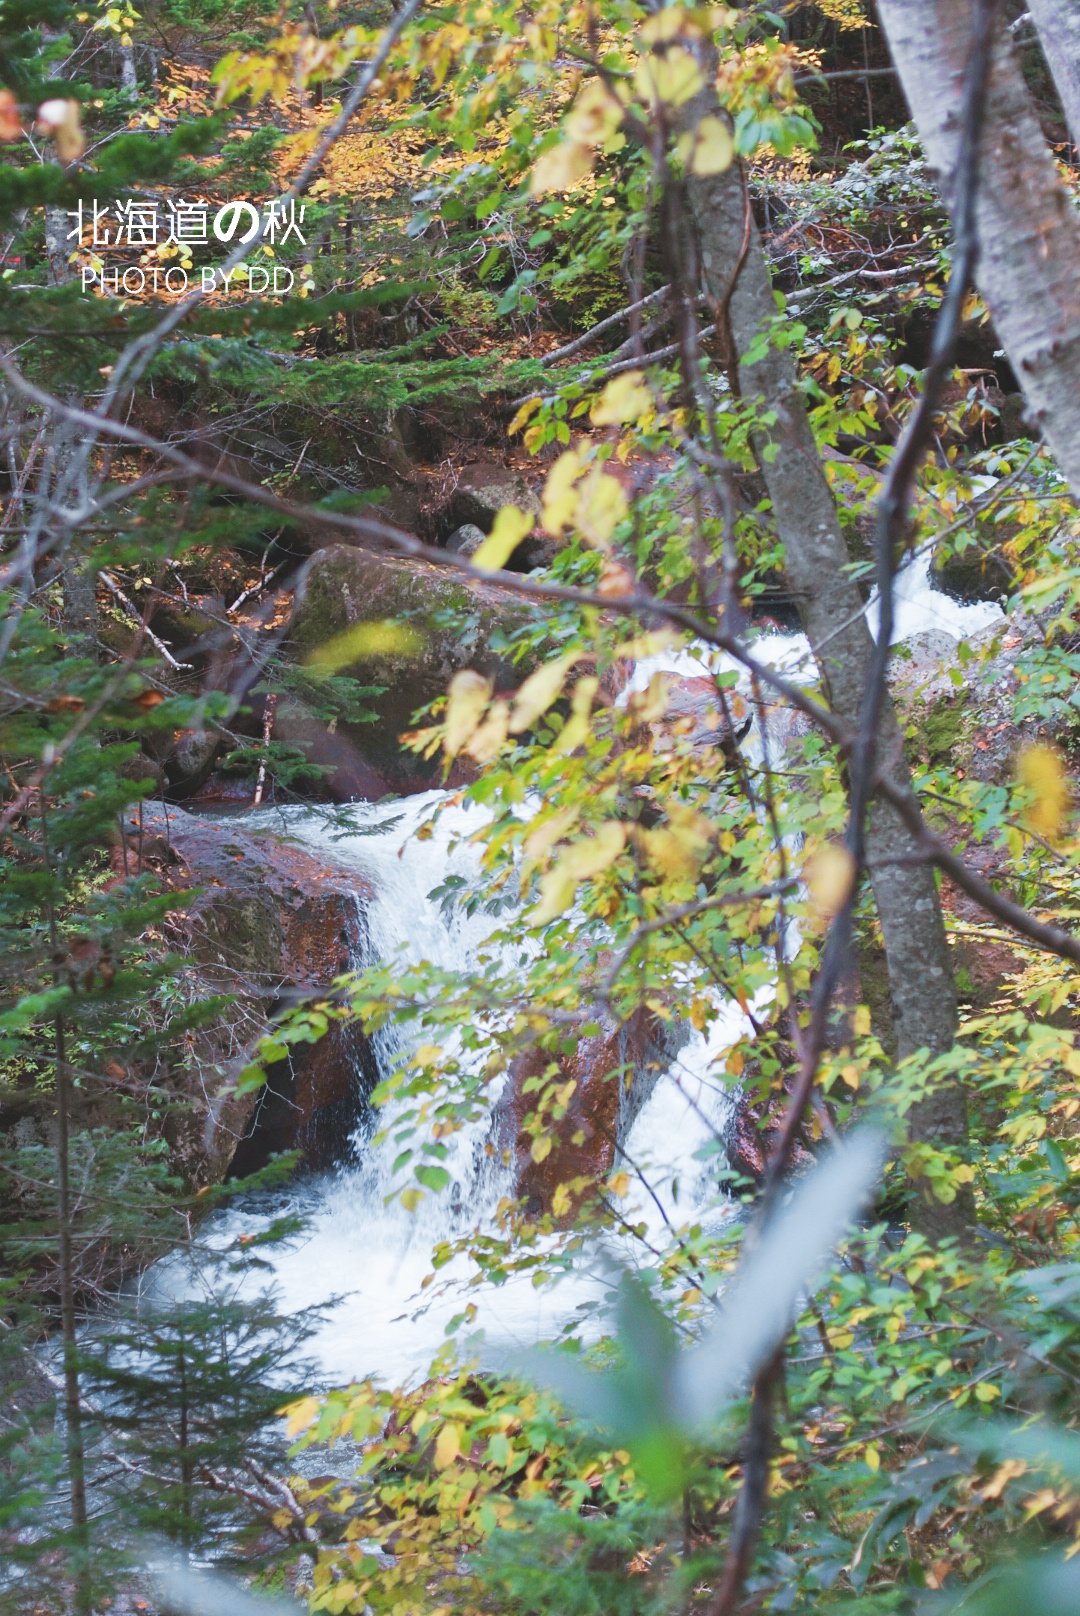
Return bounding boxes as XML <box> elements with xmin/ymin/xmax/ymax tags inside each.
<box><xmin>177</xmin><ymin>561</ymin><xmax>1002</xmax><ymax>1389</ymax></box>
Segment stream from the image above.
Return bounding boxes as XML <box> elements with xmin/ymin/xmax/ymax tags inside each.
<box><xmin>164</xmin><ymin>553</ymin><xmax>1003</xmax><ymax>1392</ymax></box>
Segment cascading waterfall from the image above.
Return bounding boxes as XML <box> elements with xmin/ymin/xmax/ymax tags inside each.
<box><xmin>181</xmin><ymin>558</ymin><xmax>1003</xmax><ymax>1389</ymax></box>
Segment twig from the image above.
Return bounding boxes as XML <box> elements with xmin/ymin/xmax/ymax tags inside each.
<box><xmin>100</xmin><ymin>571</ymin><xmax>193</xmax><ymax>671</ymax></box>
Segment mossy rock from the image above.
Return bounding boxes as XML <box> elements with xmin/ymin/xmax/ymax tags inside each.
<box><xmin>288</xmin><ymin>545</ymin><xmax>544</xmax><ymax>794</ymax></box>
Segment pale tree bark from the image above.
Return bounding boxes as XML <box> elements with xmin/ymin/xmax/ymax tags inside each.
<box><xmin>1026</xmin><ymin>0</ymin><xmax>1080</xmax><ymax>150</ymax></box>
<box><xmin>684</xmin><ymin>126</ymin><xmax>969</xmax><ymax>1236</ymax></box>
<box><xmin>879</xmin><ymin>0</ymin><xmax>1080</xmax><ymax>502</ymax></box>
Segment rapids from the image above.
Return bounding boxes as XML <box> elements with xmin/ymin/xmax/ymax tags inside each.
<box><xmin>173</xmin><ymin>557</ymin><xmax>1002</xmax><ymax>1390</ymax></box>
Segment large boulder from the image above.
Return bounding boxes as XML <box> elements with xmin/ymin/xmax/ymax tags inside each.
<box><xmin>495</xmin><ymin>1008</ymin><xmax>690</xmax><ymax>1218</ymax></box>
<box><xmin>287</xmin><ymin>545</ymin><xmax>543</xmax><ymax>794</ymax></box>
<box><xmin>448</xmin><ymin>462</ymin><xmax>541</xmax><ymax>532</ymax></box>
<box><xmin>119</xmin><ymin>806</ymin><xmax>377</xmax><ymax>1184</ymax></box>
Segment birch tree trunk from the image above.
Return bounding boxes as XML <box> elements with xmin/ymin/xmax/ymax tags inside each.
<box><xmin>684</xmin><ymin>140</ymin><xmax>968</xmax><ymax>1236</ymax></box>
<box><xmin>1026</xmin><ymin>0</ymin><xmax>1080</xmax><ymax>150</ymax></box>
<box><xmin>878</xmin><ymin>0</ymin><xmax>1080</xmax><ymax>501</ymax></box>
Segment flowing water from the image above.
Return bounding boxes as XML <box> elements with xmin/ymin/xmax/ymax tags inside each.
<box><xmin>174</xmin><ymin>559</ymin><xmax>1003</xmax><ymax>1391</ymax></box>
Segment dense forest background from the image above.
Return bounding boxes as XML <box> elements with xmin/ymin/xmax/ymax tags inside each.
<box><xmin>4</xmin><ymin>2</ymin><xmax>1080</xmax><ymax>1614</ymax></box>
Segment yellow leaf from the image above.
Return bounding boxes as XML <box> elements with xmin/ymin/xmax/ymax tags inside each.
<box><xmin>1065</xmin><ymin>1049</ymin><xmax>1080</xmax><ymax>1079</ymax></box>
<box><xmin>510</xmin><ymin>653</ymin><xmax>580</xmax><ymax>734</ymax></box>
<box><xmin>609</xmin><ymin>1171</ymin><xmax>630</xmax><ymax>1197</ymax></box>
<box><xmin>444</xmin><ymin>669</ymin><xmax>492</xmax><ymax>758</ymax></box>
<box><xmin>306</xmin><ymin>619</ymin><xmax>424</xmax><ymax>671</ymax></box>
<box><xmin>542</xmin><ymin>450</ymin><xmax>584</xmax><ymax>535</ymax></box>
<box><xmin>853</xmin><ymin>1005</ymin><xmax>871</xmax><ymax>1037</ymax></box>
<box><xmin>531</xmin><ymin>138</ymin><xmax>593</xmax><ymax>195</ymax></box>
<box><xmin>615</xmin><ymin>628</ymin><xmax>682</xmax><ymax>660</ymax></box>
<box><xmin>508</xmin><ymin>395</ymin><xmax>544</xmax><ymax>436</ymax></box>
<box><xmin>35</xmin><ymin>97</ymin><xmax>84</xmax><ymax>161</ymax></box>
<box><xmin>555</xmin><ymin>675</ymin><xmax>598</xmax><ymax>755</ymax></box>
<box><xmin>804</xmin><ymin>841</ymin><xmax>856</xmax><ymax>918</ymax></box>
<box><xmin>435</xmin><ymin>1422</ymin><xmax>462</xmax><ymax>1469</ymax></box>
<box><xmin>272</xmin><ymin>1507</ymin><xmax>293</xmax><ymax>1531</ymax></box>
<box><xmin>531</xmin><ymin>1132</ymin><xmax>553</xmax><ymax>1163</ymax></box>
<box><xmin>551</xmin><ymin>1182</ymin><xmax>572</xmax><ymax>1218</ymax></box>
<box><xmin>690</xmin><ymin>115</ymin><xmax>735</xmax><ymax>176</ymax></box>
<box><xmin>472</xmin><ymin>505</ymin><xmax>534</xmax><ymax>572</ymax></box>
<box><xmin>1018</xmin><ymin>743</ymin><xmax>1069</xmax><ymax>841</ymax></box>
<box><xmin>565</xmin><ymin>80</ymin><xmax>623</xmax><ymax>148</ymax></box>
<box><xmin>464</xmin><ymin>698</ymin><xmax>509</xmax><ymax>763</ymax></box>
<box><xmin>529</xmin><ymin>821</ymin><xmax>627</xmax><ymax>924</ymax></box>
<box><xmin>284</xmin><ymin>1395</ymin><xmax>321</xmax><ymax>1439</ymax></box>
<box><xmin>591</xmin><ymin>369</ymin><xmax>653</xmax><ymax>427</ymax></box>
<box><xmin>864</xmin><ymin>1445</ymin><xmax>880</xmax><ymax>1473</ymax></box>
<box><xmin>577</xmin><ymin>471</ymin><xmax>628</xmax><ymax>547</ymax></box>
<box><xmin>635</xmin><ymin>46</ymin><xmax>703</xmax><ymax>108</ymax></box>
<box><xmin>524</xmin><ymin>806</ymin><xmax>579</xmax><ymax>863</ymax></box>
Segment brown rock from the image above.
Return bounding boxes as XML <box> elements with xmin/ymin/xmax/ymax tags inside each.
<box><xmin>495</xmin><ymin>1008</ymin><xmax>689</xmax><ymax>1217</ymax></box>
<box><xmin>121</xmin><ymin>807</ymin><xmax>376</xmax><ymax>1183</ymax></box>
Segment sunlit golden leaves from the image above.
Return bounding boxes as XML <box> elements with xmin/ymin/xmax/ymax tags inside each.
<box><xmin>508</xmin><ymin>653</ymin><xmax>581</xmax><ymax>735</ymax></box>
<box><xmin>590</xmin><ymin>370</ymin><xmax>654</xmax><ymax>427</ymax></box>
<box><xmin>530</xmin><ymin>136</ymin><xmax>593</xmax><ymax>195</ymax></box>
<box><xmin>471</xmin><ymin>505</ymin><xmax>534</xmax><ymax>572</ymax></box>
<box><xmin>306</xmin><ymin>619</ymin><xmax>424</xmax><ymax>672</ymax></box>
<box><xmin>677</xmin><ymin>114</ymin><xmax>736</xmax><ymax>176</ymax></box>
<box><xmin>541</xmin><ymin>450</ymin><xmax>628</xmax><ymax>548</ymax></box>
<box><xmin>803</xmin><ymin>840</ymin><xmax>856</xmax><ymax>920</ymax></box>
<box><xmin>443</xmin><ymin>669</ymin><xmax>493</xmax><ymax>758</ymax></box>
<box><xmin>634</xmin><ymin>46</ymin><xmax>703</xmax><ymax>109</ymax></box>
<box><xmin>36</xmin><ymin>98</ymin><xmax>83</xmax><ymax>161</ymax></box>
<box><xmin>529</xmin><ymin>821</ymin><xmax>627</xmax><ymax>924</ymax></box>
<box><xmin>1017</xmin><ymin>744</ymin><xmax>1070</xmax><ymax>842</ymax></box>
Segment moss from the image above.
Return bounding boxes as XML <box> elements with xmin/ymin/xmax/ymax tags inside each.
<box><xmin>921</xmin><ymin>696</ymin><xmax>966</xmax><ymax>764</ymax></box>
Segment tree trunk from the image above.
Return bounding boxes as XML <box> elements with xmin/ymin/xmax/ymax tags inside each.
<box><xmin>55</xmin><ymin>1014</ymin><xmax>92</xmax><ymax>1615</ymax></box>
<box><xmin>1026</xmin><ymin>0</ymin><xmax>1080</xmax><ymax>151</ymax></box>
<box><xmin>878</xmin><ymin>0</ymin><xmax>1080</xmax><ymax>502</ymax></box>
<box><xmin>684</xmin><ymin>142</ymin><xmax>968</xmax><ymax>1237</ymax></box>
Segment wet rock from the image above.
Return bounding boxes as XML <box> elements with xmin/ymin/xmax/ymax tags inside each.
<box><xmin>288</xmin><ymin>545</ymin><xmax>542</xmax><ymax>794</ymax></box>
<box><xmin>496</xmin><ymin>1008</ymin><xmax>691</xmax><ymax>1217</ymax></box>
<box><xmin>448</xmin><ymin>462</ymin><xmax>541</xmax><ymax>532</ymax></box>
<box><xmin>445</xmin><ymin>523</ymin><xmax>487</xmax><ymax>558</ymax></box>
<box><xmin>118</xmin><ymin>806</ymin><xmax>376</xmax><ymax>1184</ymax></box>
<box><xmin>163</xmin><ymin>725</ymin><xmax>223</xmax><ymax>799</ymax></box>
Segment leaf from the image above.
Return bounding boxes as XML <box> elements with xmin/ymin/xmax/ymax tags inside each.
<box><xmin>555</xmin><ymin>675</ymin><xmax>598</xmax><ymax>755</ymax></box>
<box><xmin>284</xmin><ymin>1395</ymin><xmax>321</xmax><ymax>1439</ymax></box>
<box><xmin>508</xmin><ymin>396</ymin><xmax>544</xmax><ymax>436</ymax></box>
<box><xmin>577</xmin><ymin>471</ymin><xmax>629</xmax><ymax>547</ymax></box>
<box><xmin>804</xmin><ymin>841</ymin><xmax>856</xmax><ymax>918</ymax></box>
<box><xmin>471</xmin><ymin>505</ymin><xmax>534</xmax><ymax>572</ymax></box>
<box><xmin>306</xmin><ymin>619</ymin><xmax>425</xmax><ymax>672</ymax></box>
<box><xmin>509</xmin><ymin>653</ymin><xmax>581</xmax><ymax>734</ymax></box>
<box><xmin>1018</xmin><ymin>743</ymin><xmax>1069</xmax><ymax>841</ymax></box>
<box><xmin>434</xmin><ymin>1422</ymin><xmax>462</xmax><ymax>1469</ymax></box>
<box><xmin>542</xmin><ymin>450</ymin><xmax>584</xmax><ymax>535</ymax></box>
<box><xmin>36</xmin><ymin>98</ymin><xmax>84</xmax><ymax>162</ymax></box>
<box><xmin>464</xmin><ymin>698</ymin><xmax>510</xmax><ymax>763</ymax></box>
<box><xmin>591</xmin><ymin>370</ymin><xmax>654</xmax><ymax>427</ymax></box>
<box><xmin>551</xmin><ymin>1183</ymin><xmax>572</xmax><ymax>1218</ymax></box>
<box><xmin>609</xmin><ymin>1171</ymin><xmax>630</xmax><ymax>1197</ymax></box>
<box><xmin>674</xmin><ymin>1131</ymin><xmax>885</xmax><ymax>1423</ymax></box>
<box><xmin>565</xmin><ymin>80</ymin><xmax>623</xmax><ymax>148</ymax></box>
<box><xmin>529</xmin><ymin>821</ymin><xmax>627</xmax><ymax>924</ymax></box>
<box><xmin>689</xmin><ymin>115</ymin><xmax>735</xmax><ymax>176</ymax></box>
<box><xmin>530</xmin><ymin>138</ymin><xmax>593</xmax><ymax>195</ymax></box>
<box><xmin>416</xmin><ymin>1164</ymin><xmax>451</xmax><ymax>1192</ymax></box>
<box><xmin>444</xmin><ymin>669</ymin><xmax>493</xmax><ymax>758</ymax></box>
<box><xmin>634</xmin><ymin>47</ymin><xmax>704</xmax><ymax>108</ymax></box>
